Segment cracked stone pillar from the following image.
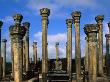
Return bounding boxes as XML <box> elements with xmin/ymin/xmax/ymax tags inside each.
<box><xmin>40</xmin><ymin>8</ymin><xmax>50</xmax><ymax>82</ymax></box>
<box><xmin>105</xmin><ymin>22</ymin><xmax>110</xmax><ymax>76</ymax></box>
<box><xmin>66</xmin><ymin>19</ymin><xmax>73</xmax><ymax>81</ymax></box>
<box><xmin>23</xmin><ymin>22</ymin><xmax>30</xmax><ymax>72</ymax></box>
<box><xmin>0</xmin><ymin>21</ymin><xmax>3</xmax><ymax>80</ymax></box>
<box><xmin>71</xmin><ymin>11</ymin><xmax>81</xmax><ymax>82</ymax></box>
<box><xmin>2</xmin><ymin>39</ymin><xmax>7</xmax><ymax>78</ymax></box>
<box><xmin>95</xmin><ymin>15</ymin><xmax>104</xmax><ymax>76</ymax></box>
<box><xmin>33</xmin><ymin>42</ymin><xmax>37</xmax><ymax>64</ymax></box>
<box><xmin>85</xmin><ymin>36</ymin><xmax>89</xmax><ymax>72</ymax></box>
<box><xmin>9</xmin><ymin>14</ymin><xmax>26</xmax><ymax>82</ymax></box>
<box><xmin>84</xmin><ymin>24</ymin><xmax>99</xmax><ymax>82</ymax></box>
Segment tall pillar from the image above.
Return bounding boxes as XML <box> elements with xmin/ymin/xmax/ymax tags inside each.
<box><xmin>84</xmin><ymin>24</ymin><xmax>99</xmax><ymax>82</ymax></box>
<box><xmin>55</xmin><ymin>42</ymin><xmax>59</xmax><ymax>65</ymax></box>
<box><xmin>23</xmin><ymin>22</ymin><xmax>30</xmax><ymax>72</ymax></box>
<box><xmin>71</xmin><ymin>11</ymin><xmax>81</xmax><ymax>82</ymax></box>
<box><xmin>66</xmin><ymin>19</ymin><xmax>73</xmax><ymax>81</ymax></box>
<box><xmin>66</xmin><ymin>42</ymin><xmax>67</xmax><ymax>58</ymax></box>
<box><xmin>0</xmin><ymin>21</ymin><xmax>3</xmax><ymax>80</ymax></box>
<box><xmin>95</xmin><ymin>15</ymin><xmax>104</xmax><ymax>76</ymax></box>
<box><xmin>33</xmin><ymin>42</ymin><xmax>37</xmax><ymax>64</ymax></box>
<box><xmin>40</xmin><ymin>8</ymin><xmax>50</xmax><ymax>82</ymax></box>
<box><xmin>9</xmin><ymin>14</ymin><xmax>26</xmax><ymax>82</ymax></box>
<box><xmin>105</xmin><ymin>22</ymin><xmax>110</xmax><ymax>76</ymax></box>
<box><xmin>2</xmin><ymin>39</ymin><xmax>7</xmax><ymax>78</ymax></box>
<box><xmin>85</xmin><ymin>36</ymin><xmax>89</xmax><ymax>71</ymax></box>
<box><xmin>46</xmin><ymin>43</ymin><xmax>48</xmax><ymax>72</ymax></box>
<box><xmin>23</xmin><ymin>41</ymin><xmax>26</xmax><ymax>73</ymax></box>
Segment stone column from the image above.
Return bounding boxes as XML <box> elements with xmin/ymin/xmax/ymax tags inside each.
<box><xmin>105</xmin><ymin>34</ymin><xmax>110</xmax><ymax>76</ymax></box>
<box><xmin>33</xmin><ymin>42</ymin><xmax>37</xmax><ymax>64</ymax></box>
<box><xmin>23</xmin><ymin>41</ymin><xmax>26</xmax><ymax>73</ymax></box>
<box><xmin>9</xmin><ymin>14</ymin><xmax>26</xmax><ymax>82</ymax></box>
<box><xmin>46</xmin><ymin>43</ymin><xmax>48</xmax><ymax>72</ymax></box>
<box><xmin>55</xmin><ymin>42</ymin><xmax>59</xmax><ymax>65</ymax></box>
<box><xmin>95</xmin><ymin>15</ymin><xmax>104</xmax><ymax>76</ymax></box>
<box><xmin>2</xmin><ymin>39</ymin><xmax>7</xmax><ymax>78</ymax></box>
<box><xmin>0</xmin><ymin>21</ymin><xmax>3</xmax><ymax>80</ymax></box>
<box><xmin>23</xmin><ymin>22</ymin><xmax>30</xmax><ymax>72</ymax></box>
<box><xmin>40</xmin><ymin>8</ymin><xmax>50</xmax><ymax>82</ymax></box>
<box><xmin>84</xmin><ymin>24</ymin><xmax>99</xmax><ymax>82</ymax></box>
<box><xmin>66</xmin><ymin>19</ymin><xmax>73</xmax><ymax>81</ymax></box>
<box><xmin>11</xmin><ymin>37</ymin><xmax>14</xmax><ymax>78</ymax></box>
<box><xmin>85</xmin><ymin>36</ymin><xmax>89</xmax><ymax>71</ymax></box>
<box><xmin>66</xmin><ymin>42</ymin><xmax>67</xmax><ymax>58</ymax></box>
<box><xmin>29</xmin><ymin>58</ymin><xmax>32</xmax><ymax>64</ymax></box>
<box><xmin>71</xmin><ymin>11</ymin><xmax>81</xmax><ymax>82</ymax></box>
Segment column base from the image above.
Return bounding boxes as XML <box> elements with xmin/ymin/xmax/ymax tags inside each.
<box><xmin>42</xmin><ymin>73</ymin><xmax>47</xmax><ymax>82</ymax></box>
<box><xmin>0</xmin><ymin>57</ymin><xmax>3</xmax><ymax>80</ymax></box>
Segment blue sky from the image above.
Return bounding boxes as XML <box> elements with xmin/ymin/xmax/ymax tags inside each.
<box><xmin>0</xmin><ymin>0</ymin><xmax>110</xmax><ymax>62</ymax></box>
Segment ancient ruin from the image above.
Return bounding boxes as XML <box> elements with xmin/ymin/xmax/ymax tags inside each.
<box><xmin>0</xmin><ymin>7</ymin><xmax>110</xmax><ymax>82</ymax></box>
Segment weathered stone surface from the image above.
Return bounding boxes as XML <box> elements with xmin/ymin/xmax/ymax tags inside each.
<box><xmin>23</xmin><ymin>22</ymin><xmax>30</xmax><ymax>72</ymax></box>
<box><xmin>2</xmin><ymin>39</ymin><xmax>7</xmax><ymax>78</ymax></box>
<box><xmin>72</xmin><ymin>11</ymin><xmax>81</xmax><ymax>82</ymax></box>
<box><xmin>95</xmin><ymin>15</ymin><xmax>104</xmax><ymax>76</ymax></box>
<box><xmin>33</xmin><ymin>42</ymin><xmax>37</xmax><ymax>64</ymax></box>
<box><xmin>40</xmin><ymin>8</ymin><xmax>50</xmax><ymax>82</ymax></box>
<box><xmin>9</xmin><ymin>14</ymin><xmax>26</xmax><ymax>82</ymax></box>
<box><xmin>105</xmin><ymin>34</ymin><xmax>110</xmax><ymax>76</ymax></box>
<box><xmin>84</xmin><ymin>24</ymin><xmax>99</xmax><ymax>82</ymax></box>
<box><xmin>66</xmin><ymin>19</ymin><xmax>73</xmax><ymax>81</ymax></box>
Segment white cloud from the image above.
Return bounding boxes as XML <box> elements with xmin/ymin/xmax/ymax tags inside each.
<box><xmin>26</xmin><ymin>0</ymin><xmax>98</xmax><ymax>19</ymax></box>
<box><xmin>2</xmin><ymin>16</ymin><xmax>13</xmax><ymax>24</ymax></box>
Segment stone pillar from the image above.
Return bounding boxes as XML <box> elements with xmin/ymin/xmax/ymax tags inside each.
<box><xmin>40</xmin><ymin>8</ymin><xmax>50</xmax><ymax>82</ymax></box>
<box><xmin>85</xmin><ymin>36</ymin><xmax>89</xmax><ymax>71</ymax></box>
<box><xmin>95</xmin><ymin>15</ymin><xmax>104</xmax><ymax>76</ymax></box>
<box><xmin>0</xmin><ymin>21</ymin><xmax>3</xmax><ymax>80</ymax></box>
<box><xmin>11</xmin><ymin>37</ymin><xmax>14</xmax><ymax>78</ymax></box>
<box><xmin>47</xmin><ymin>43</ymin><xmax>48</xmax><ymax>72</ymax></box>
<box><xmin>105</xmin><ymin>34</ymin><xmax>110</xmax><ymax>76</ymax></box>
<box><xmin>33</xmin><ymin>42</ymin><xmax>37</xmax><ymax>64</ymax></box>
<box><xmin>29</xmin><ymin>58</ymin><xmax>32</xmax><ymax>64</ymax></box>
<box><xmin>71</xmin><ymin>11</ymin><xmax>81</xmax><ymax>82</ymax></box>
<box><xmin>2</xmin><ymin>39</ymin><xmax>7</xmax><ymax>78</ymax></box>
<box><xmin>23</xmin><ymin>42</ymin><xmax>26</xmax><ymax>73</ymax></box>
<box><xmin>84</xmin><ymin>24</ymin><xmax>99</xmax><ymax>82</ymax></box>
<box><xmin>66</xmin><ymin>42</ymin><xmax>67</xmax><ymax>58</ymax></box>
<box><xmin>55</xmin><ymin>42</ymin><xmax>59</xmax><ymax>65</ymax></box>
<box><xmin>9</xmin><ymin>14</ymin><xmax>26</xmax><ymax>82</ymax></box>
<box><xmin>66</xmin><ymin>19</ymin><xmax>73</xmax><ymax>81</ymax></box>
<box><xmin>23</xmin><ymin>22</ymin><xmax>30</xmax><ymax>72</ymax></box>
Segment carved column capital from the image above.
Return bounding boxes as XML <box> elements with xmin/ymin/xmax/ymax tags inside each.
<box><xmin>105</xmin><ymin>34</ymin><xmax>110</xmax><ymax>39</ymax></box>
<box><xmin>84</xmin><ymin>24</ymin><xmax>99</xmax><ymax>42</ymax></box>
<box><xmin>33</xmin><ymin>42</ymin><xmax>37</xmax><ymax>46</ymax></box>
<box><xmin>22</xmin><ymin>22</ymin><xmax>30</xmax><ymax>30</ymax></box>
<box><xmin>40</xmin><ymin>8</ymin><xmax>50</xmax><ymax>17</ymax></box>
<box><xmin>56</xmin><ymin>42</ymin><xmax>59</xmax><ymax>46</ymax></box>
<box><xmin>71</xmin><ymin>11</ymin><xmax>81</xmax><ymax>23</ymax></box>
<box><xmin>13</xmin><ymin>14</ymin><xmax>23</xmax><ymax>24</ymax></box>
<box><xmin>95</xmin><ymin>15</ymin><xmax>104</xmax><ymax>23</ymax></box>
<box><xmin>9</xmin><ymin>14</ymin><xmax>26</xmax><ymax>43</ymax></box>
<box><xmin>66</xmin><ymin>19</ymin><xmax>73</xmax><ymax>27</ymax></box>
